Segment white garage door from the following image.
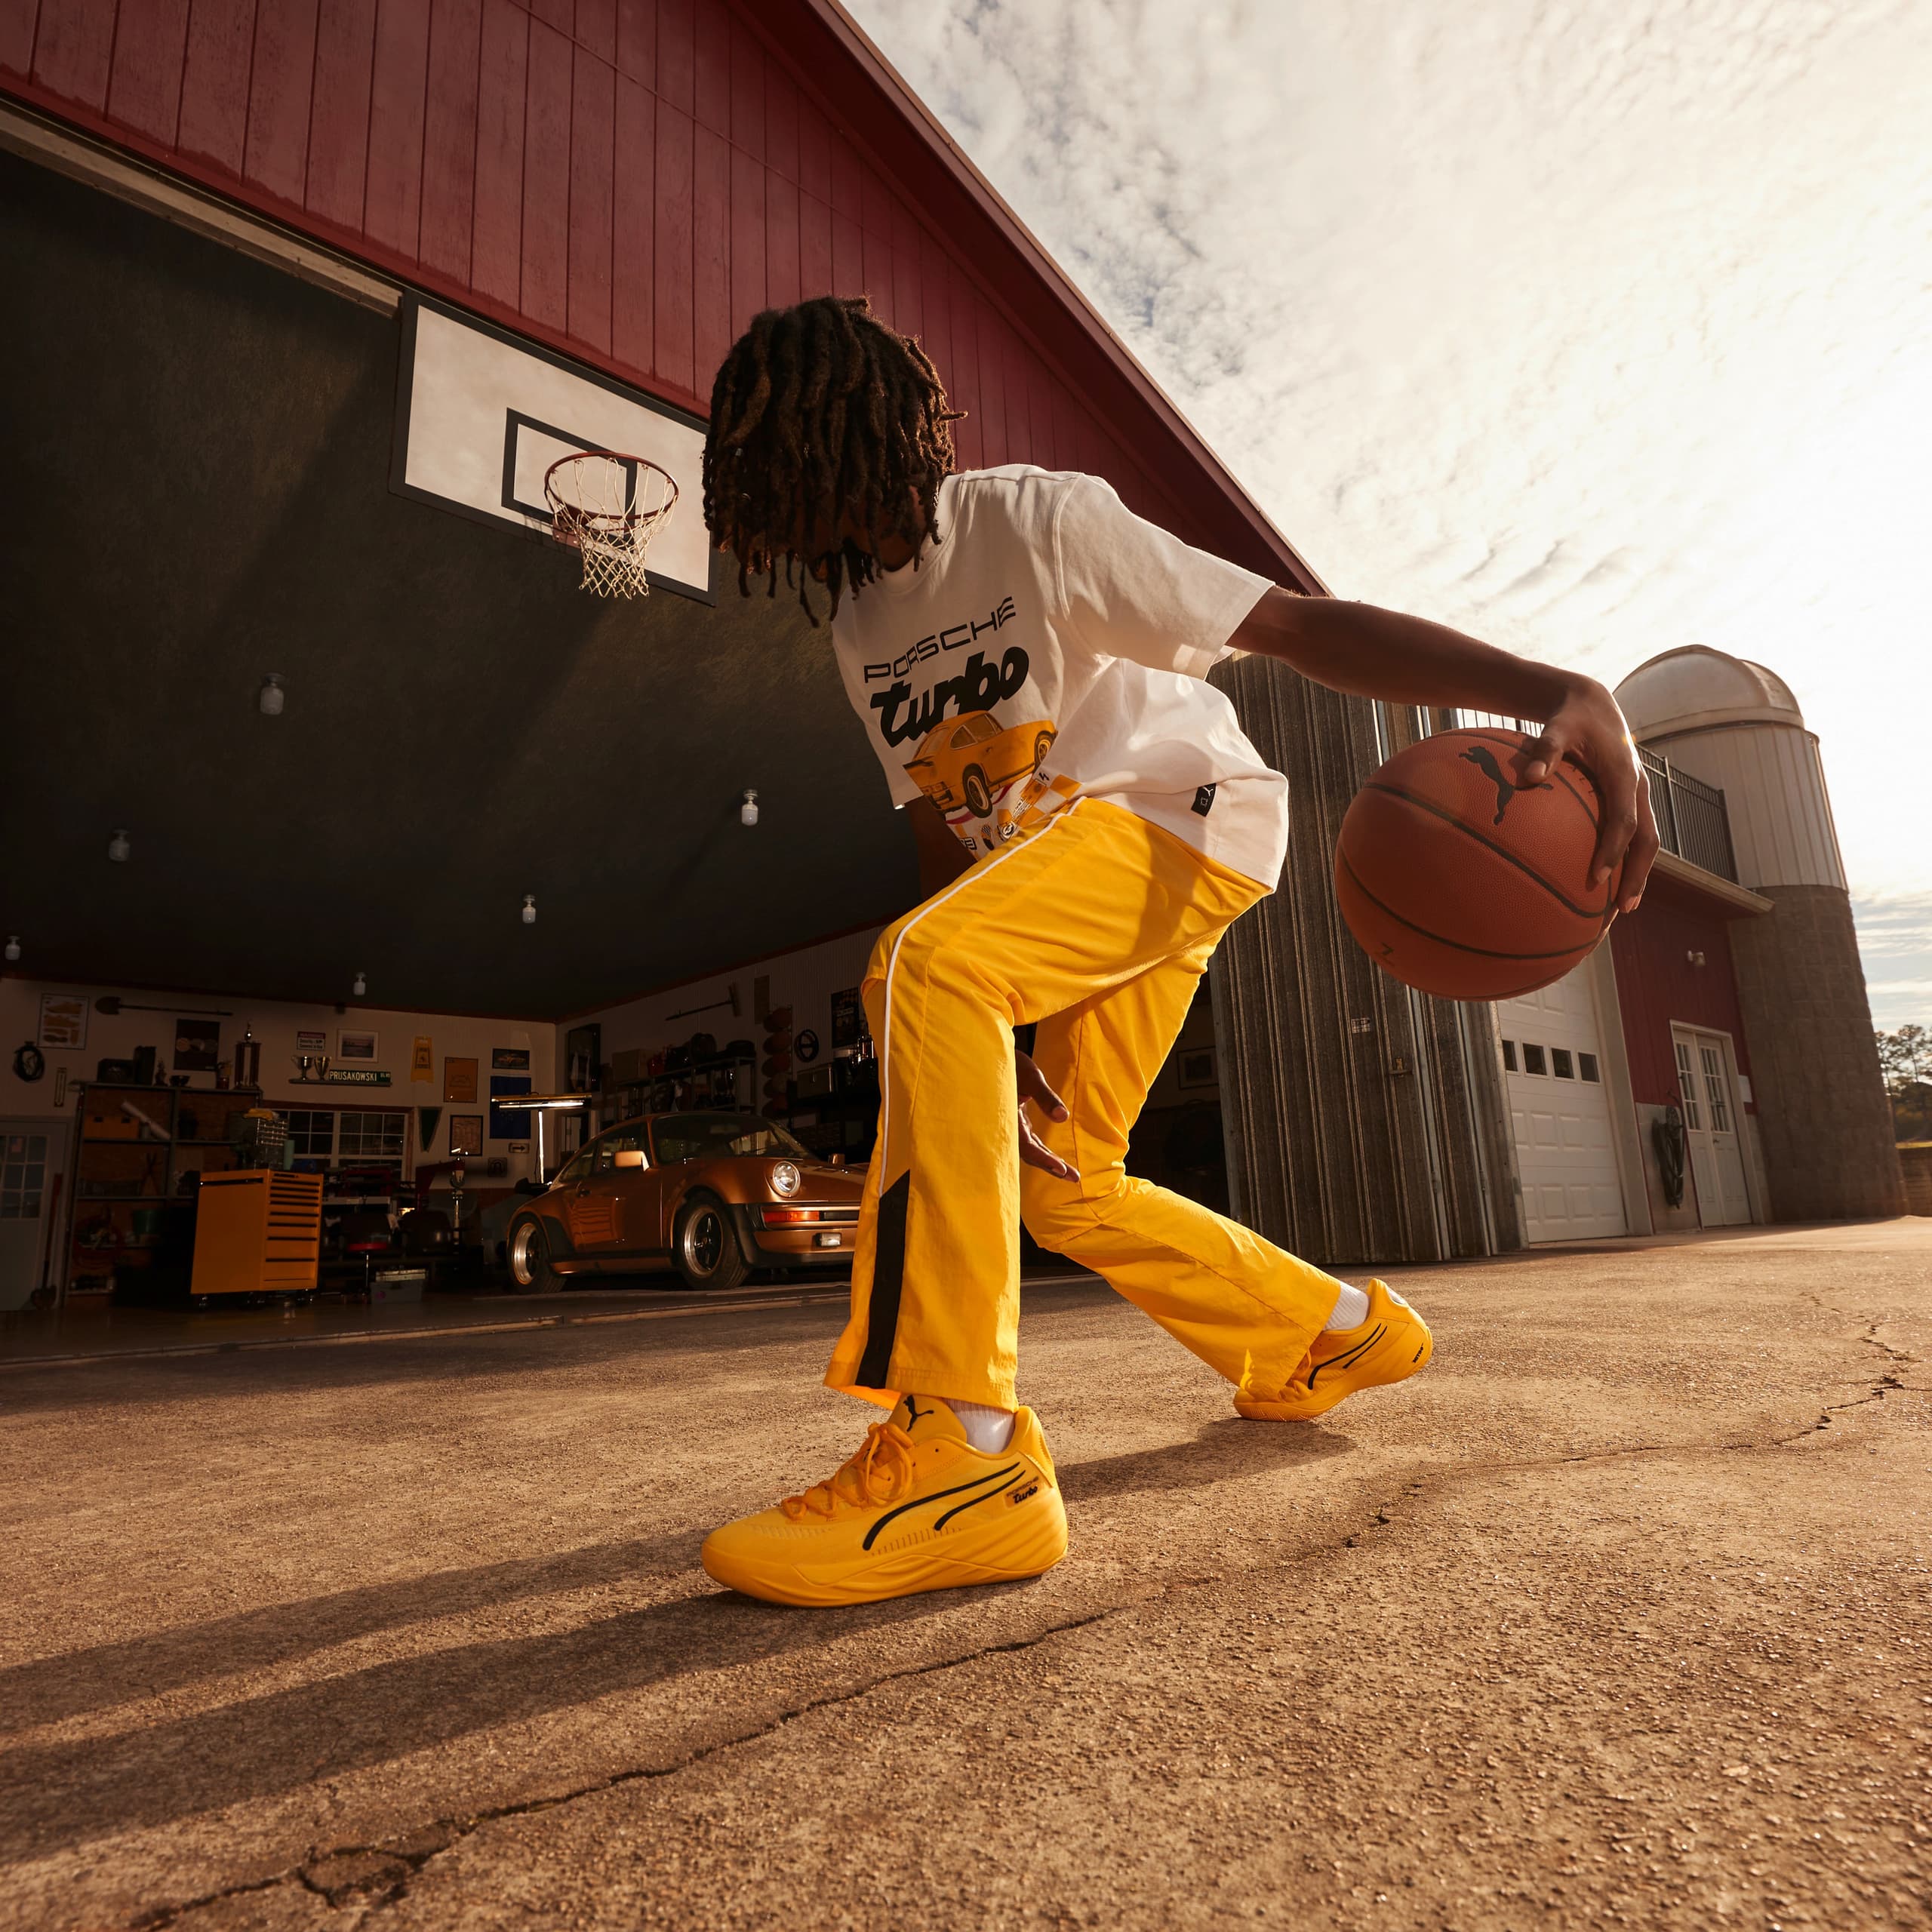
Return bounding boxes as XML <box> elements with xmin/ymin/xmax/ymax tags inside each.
<box><xmin>1497</xmin><ymin>968</ymin><xmax>1627</xmax><ymax>1242</ymax></box>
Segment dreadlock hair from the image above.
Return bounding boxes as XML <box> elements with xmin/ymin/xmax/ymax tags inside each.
<box><xmin>703</xmin><ymin>295</ymin><xmax>960</xmax><ymax>626</ymax></box>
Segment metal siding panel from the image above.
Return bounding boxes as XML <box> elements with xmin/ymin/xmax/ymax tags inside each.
<box><xmin>728</xmin><ymin>137</ymin><xmax>761</xmax><ymax>339</ymax></box>
<box><xmin>29</xmin><ymin>0</ymin><xmax>115</xmax><ymax>106</ymax></box>
<box><xmin>0</xmin><ymin>0</ymin><xmax>38</xmax><ymax>77</ymax></box>
<box><xmin>763</xmin><ymin>62</ymin><xmax>795</xmax><ymax>180</ymax></box>
<box><xmin>728</xmin><ymin>12</ymin><xmax>759</xmax><ymax>160</ymax></box>
<box><xmin>764</xmin><ymin>167</ymin><xmax>798</xmax><ymax>312</ymax></box>
<box><xmin>796</xmin><ymin>183</ymin><xmax>830</xmax><ymax>299</ymax></box>
<box><xmin>569</xmin><ymin>40</ymin><xmax>614</xmax><ymax>352</ymax></box>
<box><xmin>860</xmin><ymin>225</ymin><xmax>891</xmax><ymax>326</ymax></box>
<box><xmin>418</xmin><ymin>0</ymin><xmax>481</xmax><ymax>282</ymax></box>
<box><xmin>916</xmin><ymin>231</ymin><xmax>951</xmax><ymax>390</ymax></box>
<box><xmin>611</xmin><ymin>70</ymin><xmax>655</xmax><ymax>373</ymax></box>
<box><xmin>829</xmin><ymin>127</ymin><xmax>859</xmax><ymax>217</ymax></box>
<box><xmin>971</xmin><ymin>303</ymin><xmax>1006</xmax><ymax>469</ymax></box>
<box><xmin>795</xmin><ymin>92</ymin><xmax>829</xmax><ymax>202</ymax></box>
<box><xmin>576</xmin><ymin>0</ymin><xmax>614</xmax><ymax>62</ymax></box>
<box><xmin>614</xmin><ymin>0</ymin><xmax>652</xmax><ymax>85</ymax></box>
<box><xmin>691</xmin><ymin>0</ymin><xmax>725</xmax><ymax>133</ymax></box>
<box><xmin>520</xmin><ymin>15</ymin><xmax>571</xmax><ymax>328</ymax></box>
<box><xmin>104</xmin><ymin>0</ymin><xmax>191</xmax><ymax>142</ymax></box>
<box><xmin>469</xmin><ymin>0</ymin><xmax>525</xmax><ymax>305</ymax></box>
<box><xmin>242</xmin><ymin>0</ymin><xmax>317</xmax><ymax>205</ymax></box>
<box><xmin>829</xmin><ymin>205</ymin><xmax>860</xmax><ymax>299</ymax></box>
<box><xmin>306</xmin><ymin>0</ymin><xmax>377</xmax><ymax>228</ymax></box>
<box><xmin>859</xmin><ymin>165</ymin><xmax>892</xmax><ymax>241</ymax></box>
<box><xmin>891</xmin><ymin>235</ymin><xmax>918</xmax><ymax>343</ymax></box>
<box><xmin>654</xmin><ymin>0</ymin><xmax>689</xmax><ymax>112</ymax></box>
<box><xmin>652</xmin><ymin>98</ymin><xmax>694</xmax><ymax>397</ymax></box>
<box><xmin>949</xmin><ymin>281</ymin><xmax>983</xmax><ymax>472</ymax></box>
<box><xmin>177</xmin><ymin>0</ymin><xmax>256</xmax><ymax>174</ymax></box>
<box><xmin>365</xmin><ymin>0</ymin><xmax>430</xmax><ymax>255</ymax></box>
<box><xmin>1026</xmin><ymin>358</ymin><xmax>1056</xmax><ymax>469</ymax></box>
<box><xmin>525</xmin><ymin>0</ymin><xmax>568</xmax><ymax>29</ymax></box>
<box><xmin>691</xmin><ymin>118</ymin><xmax>729</xmax><ymax>389</ymax></box>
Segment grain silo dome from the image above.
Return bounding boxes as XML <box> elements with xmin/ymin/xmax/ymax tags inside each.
<box><xmin>1614</xmin><ymin>646</ymin><xmax>1804</xmax><ymax>744</ymax></box>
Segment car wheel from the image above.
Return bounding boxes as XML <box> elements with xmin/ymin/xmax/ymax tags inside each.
<box><xmin>508</xmin><ymin>1217</ymin><xmax>561</xmax><ymax>1294</ymax></box>
<box><xmin>673</xmin><ymin>1192</ymin><xmax>750</xmax><ymax>1292</ymax></box>
<box><xmin>962</xmin><ymin>764</ymin><xmax>993</xmax><ymax>817</ymax></box>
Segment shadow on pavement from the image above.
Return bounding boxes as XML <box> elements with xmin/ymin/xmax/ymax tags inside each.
<box><xmin>0</xmin><ymin>1417</ymin><xmax>1337</xmax><ymax>1861</ymax></box>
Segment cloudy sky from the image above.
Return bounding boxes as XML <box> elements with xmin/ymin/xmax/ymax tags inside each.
<box><xmin>850</xmin><ymin>0</ymin><xmax>1932</xmax><ymax>1029</ymax></box>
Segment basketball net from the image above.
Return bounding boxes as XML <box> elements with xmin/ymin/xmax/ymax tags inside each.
<box><xmin>543</xmin><ymin>451</ymin><xmax>678</xmax><ymax>600</ymax></box>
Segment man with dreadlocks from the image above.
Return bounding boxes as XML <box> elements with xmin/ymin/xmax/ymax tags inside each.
<box><xmin>698</xmin><ymin>295</ymin><xmax>1657</xmax><ymax>1607</ymax></box>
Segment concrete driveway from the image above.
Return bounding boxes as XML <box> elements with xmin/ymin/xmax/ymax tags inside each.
<box><xmin>1</xmin><ymin>1221</ymin><xmax>1926</xmax><ymax>1930</ymax></box>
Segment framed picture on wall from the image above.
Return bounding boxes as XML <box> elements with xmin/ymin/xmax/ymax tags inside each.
<box><xmin>565</xmin><ymin>1023</ymin><xmax>601</xmax><ymax>1094</ymax></box>
<box><xmin>491</xmin><ymin>1047</ymin><xmax>531</xmax><ymax>1072</ymax></box>
<box><xmin>444</xmin><ymin>1057</ymin><xmax>478</xmax><ymax>1103</ymax></box>
<box><xmin>173</xmin><ymin>1017</ymin><xmax>221</xmax><ymax>1072</ymax></box>
<box><xmin>1177</xmin><ymin>1048</ymin><xmax>1218</xmax><ymax>1092</ymax></box>
<box><xmin>338</xmin><ymin>1030</ymin><xmax>379</xmax><ymax>1063</ymax></box>
<box><xmin>449</xmin><ymin>1114</ymin><xmax>485</xmax><ymax>1156</ymax></box>
<box><xmin>38</xmin><ymin>993</ymin><xmax>88</xmax><ymax>1051</ymax></box>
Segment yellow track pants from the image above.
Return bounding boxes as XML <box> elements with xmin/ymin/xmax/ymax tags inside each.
<box><xmin>826</xmin><ymin>799</ymin><xmax>1346</xmax><ymax>1412</ymax></box>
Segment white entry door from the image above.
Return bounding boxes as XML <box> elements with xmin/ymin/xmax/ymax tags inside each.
<box><xmin>0</xmin><ymin>1121</ymin><xmax>62</xmax><ymax>1312</ymax></box>
<box><xmin>1498</xmin><ymin>968</ymin><xmax>1627</xmax><ymax>1241</ymax></box>
<box><xmin>1671</xmin><ymin>1026</ymin><xmax>1752</xmax><ymax>1226</ymax></box>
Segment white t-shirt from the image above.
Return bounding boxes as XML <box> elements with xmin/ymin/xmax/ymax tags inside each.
<box><xmin>829</xmin><ymin>466</ymin><xmax>1288</xmax><ymax>888</ymax></box>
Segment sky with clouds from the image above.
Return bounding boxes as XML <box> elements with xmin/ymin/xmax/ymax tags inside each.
<box><xmin>849</xmin><ymin>0</ymin><xmax>1932</xmax><ymax>1029</ymax></box>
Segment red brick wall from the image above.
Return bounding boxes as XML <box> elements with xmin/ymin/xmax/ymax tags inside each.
<box><xmin>1608</xmin><ymin>873</ymin><xmax>1755</xmax><ymax>1108</ymax></box>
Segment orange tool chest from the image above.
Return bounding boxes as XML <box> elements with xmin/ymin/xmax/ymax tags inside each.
<box><xmin>189</xmin><ymin>1170</ymin><xmax>324</xmax><ymax>1297</ymax></box>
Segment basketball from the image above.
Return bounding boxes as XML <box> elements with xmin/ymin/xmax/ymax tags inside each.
<box><xmin>1334</xmin><ymin>728</ymin><xmax>1617</xmax><ymax>1000</ymax></box>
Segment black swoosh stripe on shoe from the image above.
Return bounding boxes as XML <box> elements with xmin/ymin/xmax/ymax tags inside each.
<box><xmin>860</xmin><ymin>1464</ymin><xmax>1021</xmax><ymax>1552</ymax></box>
<box><xmin>1307</xmin><ymin>1323</ymin><xmax>1387</xmax><ymax>1390</ymax></box>
<box><xmin>934</xmin><ymin>1472</ymin><xmax>1026</xmax><ymax>1532</ymax></box>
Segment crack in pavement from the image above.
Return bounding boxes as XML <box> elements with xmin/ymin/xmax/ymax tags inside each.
<box><xmin>127</xmin><ymin>1354</ymin><xmax>1909</xmax><ymax>1929</ymax></box>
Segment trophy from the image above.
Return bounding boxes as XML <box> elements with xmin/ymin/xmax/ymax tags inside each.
<box><xmin>294</xmin><ymin>1054</ymin><xmax>315</xmax><ymax>1083</ymax></box>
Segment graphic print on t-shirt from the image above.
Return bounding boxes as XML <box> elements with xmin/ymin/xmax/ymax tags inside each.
<box><xmin>860</xmin><ymin>591</ymin><xmax>1058</xmax><ymax>854</ymax></box>
<box><xmin>901</xmin><ymin>710</ymin><xmax>1058</xmax><ymax>851</ymax></box>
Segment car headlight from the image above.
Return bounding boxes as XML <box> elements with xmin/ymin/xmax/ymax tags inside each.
<box><xmin>771</xmin><ymin>1161</ymin><xmax>801</xmax><ymax>1198</ymax></box>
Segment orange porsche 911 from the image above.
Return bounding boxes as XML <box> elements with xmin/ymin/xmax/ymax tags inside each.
<box><xmin>506</xmin><ymin>1111</ymin><xmax>863</xmax><ymax>1294</ymax></box>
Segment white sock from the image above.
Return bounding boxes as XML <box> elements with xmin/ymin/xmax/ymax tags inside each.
<box><xmin>934</xmin><ymin>1398</ymin><xmax>1016</xmax><ymax>1453</ymax></box>
<box><xmin>1324</xmin><ymin>1282</ymin><xmax>1371</xmax><ymax>1331</ymax></box>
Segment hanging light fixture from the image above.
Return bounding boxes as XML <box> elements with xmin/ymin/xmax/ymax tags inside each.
<box><xmin>352</xmin><ymin>970</ymin><xmax>367</xmax><ymax>997</ymax></box>
<box><xmin>521</xmin><ymin>894</ymin><xmax>537</xmax><ymax>925</ymax></box>
<box><xmin>258</xmin><ymin>673</ymin><xmax>286</xmax><ymax>716</ymax></box>
<box><xmin>107</xmin><ymin>828</ymin><xmax>131</xmax><ymax>863</ymax></box>
<box><xmin>3</xmin><ymin>935</ymin><xmax>19</xmax><ymax>963</ymax></box>
<box><xmin>740</xmin><ymin>789</ymin><xmax>760</xmax><ymax>827</ymax></box>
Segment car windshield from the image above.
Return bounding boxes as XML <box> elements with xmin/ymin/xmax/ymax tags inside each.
<box><xmin>651</xmin><ymin>1112</ymin><xmax>811</xmax><ymax>1163</ymax></box>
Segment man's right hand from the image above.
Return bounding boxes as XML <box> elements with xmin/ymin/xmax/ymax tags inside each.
<box><xmin>1017</xmin><ymin>1051</ymin><xmax>1079</xmax><ymax>1181</ymax></box>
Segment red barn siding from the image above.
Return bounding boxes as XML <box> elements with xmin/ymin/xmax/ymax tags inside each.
<box><xmin>1610</xmin><ymin>875</ymin><xmax>1756</xmax><ymax>1108</ymax></box>
<box><xmin>2</xmin><ymin>0</ymin><xmax>1319</xmax><ymax>578</ymax></box>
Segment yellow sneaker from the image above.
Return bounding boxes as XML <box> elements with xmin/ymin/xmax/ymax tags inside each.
<box><xmin>700</xmin><ymin>1396</ymin><xmax>1069</xmax><ymax>1606</ymax></box>
<box><xmin>1235</xmin><ymin>1279</ymin><xmax>1432</xmax><ymax>1421</ymax></box>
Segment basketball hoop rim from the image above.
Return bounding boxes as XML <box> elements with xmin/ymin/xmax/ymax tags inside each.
<box><xmin>543</xmin><ymin>449</ymin><xmax>679</xmax><ymax>534</ymax></box>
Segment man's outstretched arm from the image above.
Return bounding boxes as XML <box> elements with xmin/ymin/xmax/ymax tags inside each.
<box><xmin>1232</xmin><ymin>590</ymin><xmax>1658</xmax><ymax>914</ymax></box>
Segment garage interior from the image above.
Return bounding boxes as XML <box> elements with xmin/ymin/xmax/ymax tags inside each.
<box><xmin>0</xmin><ymin>143</ymin><xmax>1245</xmax><ymax>1312</ymax></box>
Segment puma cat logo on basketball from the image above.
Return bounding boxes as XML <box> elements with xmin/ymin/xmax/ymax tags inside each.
<box><xmin>1460</xmin><ymin>744</ymin><xmax>1551</xmax><ymax>826</ymax></box>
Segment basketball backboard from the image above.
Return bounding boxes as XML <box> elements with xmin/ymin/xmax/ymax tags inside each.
<box><xmin>390</xmin><ymin>297</ymin><xmax>712</xmax><ymax>601</ymax></box>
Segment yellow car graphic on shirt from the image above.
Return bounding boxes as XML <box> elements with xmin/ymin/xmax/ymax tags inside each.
<box><xmin>903</xmin><ymin>712</ymin><xmax>1057</xmax><ymax>821</ymax></box>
